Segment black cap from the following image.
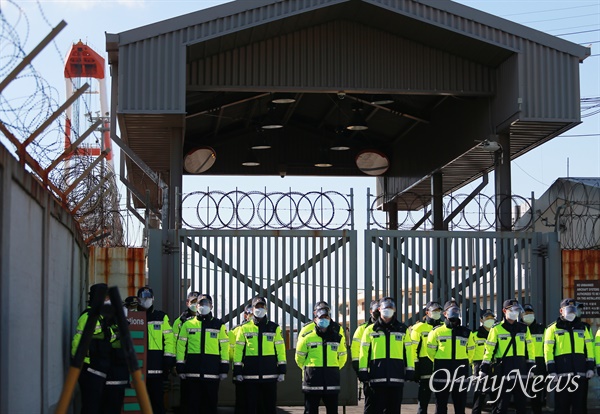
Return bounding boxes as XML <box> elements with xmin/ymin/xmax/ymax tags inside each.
<box><xmin>252</xmin><ymin>296</ymin><xmax>267</xmax><ymax>307</ymax></box>
<box><xmin>198</xmin><ymin>294</ymin><xmax>213</xmax><ymax>304</ymax></box>
<box><xmin>137</xmin><ymin>286</ymin><xmax>154</xmax><ymax>298</ymax></box>
<box><xmin>379</xmin><ymin>297</ymin><xmax>396</xmax><ymax>309</ymax></box>
<box><xmin>426</xmin><ymin>301</ymin><xmax>443</xmax><ymax>312</ymax></box>
<box><xmin>523</xmin><ymin>304</ymin><xmax>534</xmax><ymax>312</ymax></box>
<box><xmin>502</xmin><ymin>299</ymin><xmax>520</xmax><ymax>310</ymax></box>
<box><xmin>89</xmin><ymin>283</ymin><xmax>108</xmax><ymax>300</ymax></box>
<box><xmin>480</xmin><ymin>309</ymin><xmax>495</xmax><ymax>319</ymax></box>
<box><xmin>315</xmin><ymin>308</ymin><xmax>330</xmax><ymax>318</ymax></box>
<box><xmin>187</xmin><ymin>291</ymin><xmax>200</xmax><ymax>300</ymax></box>
<box><xmin>370</xmin><ymin>300</ymin><xmax>379</xmax><ymax>312</ymax></box>
<box><xmin>560</xmin><ymin>298</ymin><xmax>576</xmax><ymax>308</ymax></box>
<box><xmin>314</xmin><ymin>301</ymin><xmax>330</xmax><ymax>311</ymax></box>
<box><xmin>124</xmin><ymin>296</ymin><xmax>139</xmax><ymax>308</ymax></box>
<box><xmin>443</xmin><ymin>300</ymin><xmax>459</xmax><ymax>311</ymax></box>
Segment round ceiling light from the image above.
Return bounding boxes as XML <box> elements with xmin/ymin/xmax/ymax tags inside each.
<box><xmin>355</xmin><ymin>149</ymin><xmax>390</xmax><ymax>176</ymax></box>
<box><xmin>184</xmin><ymin>146</ymin><xmax>216</xmax><ymax>174</ymax></box>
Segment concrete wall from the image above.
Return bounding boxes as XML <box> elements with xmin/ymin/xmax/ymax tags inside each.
<box><xmin>0</xmin><ymin>144</ymin><xmax>88</xmax><ymax>414</ymax></box>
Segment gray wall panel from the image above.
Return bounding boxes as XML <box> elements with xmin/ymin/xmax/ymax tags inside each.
<box><xmin>0</xmin><ymin>144</ymin><xmax>88</xmax><ymax>413</ymax></box>
<box><xmin>188</xmin><ymin>20</ymin><xmax>494</xmax><ymax>94</ymax></box>
<box><xmin>8</xmin><ymin>183</ymin><xmax>43</xmax><ymax>413</ymax></box>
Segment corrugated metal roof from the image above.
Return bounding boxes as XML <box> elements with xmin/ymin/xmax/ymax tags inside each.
<box><xmin>108</xmin><ymin>0</ymin><xmax>590</xmax><ymax>207</ymax></box>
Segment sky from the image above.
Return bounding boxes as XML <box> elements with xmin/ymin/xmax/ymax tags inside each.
<box><xmin>1</xmin><ymin>0</ymin><xmax>599</xmax><ymax>241</ymax></box>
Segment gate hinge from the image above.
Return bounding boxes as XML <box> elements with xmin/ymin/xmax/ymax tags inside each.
<box><xmin>533</xmin><ymin>244</ymin><xmax>548</xmax><ymax>257</ymax></box>
<box><xmin>162</xmin><ymin>240</ymin><xmax>178</xmax><ymax>254</ymax></box>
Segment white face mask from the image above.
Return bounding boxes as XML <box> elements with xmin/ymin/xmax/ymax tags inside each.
<box><xmin>188</xmin><ymin>303</ymin><xmax>198</xmax><ymax>313</ymax></box>
<box><xmin>522</xmin><ymin>314</ymin><xmax>535</xmax><ymax>325</ymax></box>
<box><xmin>564</xmin><ymin>312</ymin><xmax>576</xmax><ymax>322</ymax></box>
<box><xmin>506</xmin><ymin>310</ymin><xmax>520</xmax><ymax>321</ymax></box>
<box><xmin>123</xmin><ymin>307</ymin><xmax>128</xmax><ymax>318</ymax></box>
<box><xmin>380</xmin><ymin>308</ymin><xmax>395</xmax><ymax>319</ymax></box>
<box><xmin>140</xmin><ymin>298</ymin><xmax>153</xmax><ymax>309</ymax></box>
<box><xmin>430</xmin><ymin>311</ymin><xmax>441</xmax><ymax>320</ymax></box>
<box><xmin>253</xmin><ymin>308</ymin><xmax>267</xmax><ymax>318</ymax></box>
<box><xmin>104</xmin><ymin>299</ymin><xmax>111</xmax><ymax>306</ymax></box>
<box><xmin>483</xmin><ymin>319</ymin><xmax>495</xmax><ymax>329</ymax></box>
<box><xmin>199</xmin><ymin>305</ymin><xmax>211</xmax><ymax>316</ymax></box>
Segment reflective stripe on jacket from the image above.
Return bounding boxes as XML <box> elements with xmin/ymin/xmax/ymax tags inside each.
<box><xmin>295</xmin><ymin>324</ymin><xmax>347</xmax><ymax>393</ymax></box>
<box><xmin>544</xmin><ymin>318</ymin><xmax>594</xmax><ymax>375</ymax></box>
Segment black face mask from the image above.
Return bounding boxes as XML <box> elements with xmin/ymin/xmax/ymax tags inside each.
<box><xmin>446</xmin><ymin>317</ymin><xmax>460</xmax><ymax>328</ymax></box>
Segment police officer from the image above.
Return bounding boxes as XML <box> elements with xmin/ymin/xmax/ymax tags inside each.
<box><xmin>295</xmin><ymin>306</ymin><xmax>347</xmax><ymax>414</ymax></box>
<box><xmin>137</xmin><ymin>285</ymin><xmax>176</xmax><ymax>414</ymax></box>
<box><xmin>470</xmin><ymin>309</ymin><xmax>496</xmax><ymax>414</ymax></box>
<box><xmin>410</xmin><ymin>301</ymin><xmax>443</xmax><ymax>414</ymax></box>
<box><xmin>172</xmin><ymin>291</ymin><xmax>200</xmax><ymax>413</ymax></box>
<box><xmin>479</xmin><ymin>299</ymin><xmax>535</xmax><ymax>414</ymax></box>
<box><xmin>102</xmin><ymin>298</ymin><xmax>130</xmax><ymax>414</ymax></box>
<box><xmin>351</xmin><ymin>300</ymin><xmax>379</xmax><ymax>414</ymax></box>
<box><xmin>299</xmin><ymin>300</ymin><xmax>347</xmax><ymax>346</ymax></box>
<box><xmin>575</xmin><ymin>301</ymin><xmax>592</xmax><ymax>413</ymax></box>
<box><xmin>230</xmin><ymin>303</ymin><xmax>253</xmax><ymax>414</ymax></box>
<box><xmin>426</xmin><ymin>301</ymin><xmax>474</xmax><ymax>414</ymax></box>
<box><xmin>71</xmin><ymin>283</ymin><xmax>114</xmax><ymax>414</ymax></box>
<box><xmin>176</xmin><ymin>294</ymin><xmax>229</xmax><ymax>414</ymax></box>
<box><xmin>520</xmin><ymin>304</ymin><xmax>545</xmax><ymax>414</ymax></box>
<box><xmin>358</xmin><ymin>296</ymin><xmax>414</xmax><ymax>414</ymax></box>
<box><xmin>233</xmin><ymin>296</ymin><xmax>287</xmax><ymax>414</ymax></box>
<box><xmin>544</xmin><ymin>298</ymin><xmax>594</xmax><ymax>414</ymax></box>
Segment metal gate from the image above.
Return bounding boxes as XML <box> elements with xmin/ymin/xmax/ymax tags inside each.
<box><xmin>177</xmin><ymin>229</ymin><xmax>358</xmax><ymax>344</ymax></box>
<box><xmin>364</xmin><ymin>230</ymin><xmax>555</xmax><ymax>328</ymax></box>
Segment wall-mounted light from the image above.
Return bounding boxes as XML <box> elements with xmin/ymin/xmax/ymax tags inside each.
<box><xmin>184</xmin><ymin>146</ymin><xmax>216</xmax><ymax>173</ymax></box>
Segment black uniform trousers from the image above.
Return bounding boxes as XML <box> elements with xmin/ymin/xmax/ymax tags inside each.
<box><xmin>372</xmin><ymin>384</ymin><xmax>403</xmax><ymax>414</ymax></box>
<box><xmin>304</xmin><ymin>392</ymin><xmax>338</xmax><ymax>414</ymax></box>
<box><xmin>555</xmin><ymin>375</ymin><xmax>586</xmax><ymax>414</ymax></box>
<box><xmin>102</xmin><ymin>385</ymin><xmax>125</xmax><ymax>414</ymax></box>
<box><xmin>417</xmin><ymin>378</ymin><xmax>434</xmax><ymax>414</ymax></box>
<box><xmin>78</xmin><ymin>365</ymin><xmax>107</xmax><ymax>414</ymax></box>
<box><xmin>186</xmin><ymin>379</ymin><xmax>220</xmax><ymax>414</ymax></box>
<box><xmin>471</xmin><ymin>361</ymin><xmax>489</xmax><ymax>414</ymax></box>
<box><xmin>435</xmin><ymin>383</ymin><xmax>466</xmax><ymax>414</ymax></box>
<box><xmin>363</xmin><ymin>382</ymin><xmax>375</xmax><ymax>414</ymax></box>
<box><xmin>146</xmin><ymin>376</ymin><xmax>166</xmax><ymax>414</ymax></box>
<box><xmin>234</xmin><ymin>380</ymin><xmax>246</xmax><ymax>414</ymax></box>
<box><xmin>491</xmin><ymin>377</ymin><xmax>526</xmax><ymax>414</ymax></box>
<box><xmin>245</xmin><ymin>381</ymin><xmax>278</xmax><ymax>414</ymax></box>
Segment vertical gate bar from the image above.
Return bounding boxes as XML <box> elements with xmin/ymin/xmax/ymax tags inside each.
<box><xmin>405</xmin><ymin>234</ymin><xmax>411</xmax><ymax>322</ymax></box>
<box><xmin>333</xmin><ymin>235</ymin><xmax>339</xmax><ymax>329</ymax></box>
<box><xmin>252</xmin><ymin>236</ymin><xmax>257</xmax><ymax>302</ymax></box>
<box><xmin>516</xmin><ymin>236</ymin><xmax>523</xmax><ymax>304</ymax></box>
<box><xmin>471</xmin><ymin>237</ymin><xmax>478</xmax><ymax>321</ymax></box>
<box><xmin>304</xmin><ymin>236</ymin><xmax>309</xmax><ymax>324</ymax></box>
<box><xmin>440</xmin><ymin>233</ymin><xmax>446</xmax><ymax>302</ymax></box>
<box><xmin>288</xmin><ymin>235</ymin><xmax>294</xmax><ymax>345</ymax></box>
<box><xmin>183</xmin><ymin>236</ymin><xmax>189</xmax><ymax>300</ymax></box>
<box><xmin>259</xmin><ymin>236</ymin><xmax>264</xmax><ymax>297</ymax></box>
<box><xmin>267</xmin><ymin>236</ymin><xmax>272</xmax><ymax>302</ymax></box>
<box><xmin>415</xmin><ymin>235</ymin><xmax>422</xmax><ymax>320</ymax></box>
<box><xmin>364</xmin><ymin>231</ymin><xmax>372</xmax><ymax>325</ymax></box>
<box><xmin>191</xmin><ymin>236</ymin><xmax>197</xmax><ymax>293</ymax></box>
<box><xmin>273</xmin><ymin>234</ymin><xmax>279</xmax><ymax>325</ymax></box>
<box><xmin>311</xmin><ymin>236</ymin><xmax>317</xmax><ymax>307</ymax></box>
<box><xmin>349</xmin><ymin>231</ymin><xmax>357</xmax><ymax>336</ymax></box>
<box><xmin>461</xmin><ymin>236</ymin><xmax>467</xmax><ymax>323</ymax></box>
<box><xmin>506</xmin><ymin>236</ymin><xmax>513</xmax><ymax>301</ymax></box>
<box><xmin>296</xmin><ymin>236</ymin><xmax>302</xmax><ymax>336</ymax></box>
<box><xmin>374</xmin><ymin>234</ymin><xmax>380</xmax><ymax>301</ymax></box>
<box><xmin>342</xmin><ymin>233</ymin><xmax>347</xmax><ymax>334</ymax></box>
<box><xmin>284</xmin><ymin>236</ymin><xmax>293</xmax><ymax>342</ymax></box>
<box><xmin>425</xmin><ymin>235</ymin><xmax>431</xmax><ymax>305</ymax></box>
<box><xmin>382</xmin><ymin>235</ymin><xmax>389</xmax><ymax>297</ymax></box>
<box><xmin>239</xmin><ymin>235</ymin><xmax>246</xmax><ymax>325</ymax></box>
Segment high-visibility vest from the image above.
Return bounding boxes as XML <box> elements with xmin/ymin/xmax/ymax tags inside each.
<box><xmin>481</xmin><ymin>320</ymin><xmax>535</xmax><ymax>378</ymax></box>
<box><xmin>173</xmin><ymin>309</ymin><xmax>196</xmax><ymax>339</ymax></box>
<box><xmin>145</xmin><ymin>308</ymin><xmax>175</xmax><ymax>376</ymax></box>
<box><xmin>71</xmin><ymin>308</ymin><xmax>115</xmax><ymax>370</ymax></box>
<box><xmin>300</xmin><ymin>320</ymin><xmax>346</xmax><ymax>346</ymax></box>
<box><xmin>233</xmin><ymin>317</ymin><xmax>287</xmax><ymax>381</ymax></box>
<box><xmin>470</xmin><ymin>326</ymin><xmax>490</xmax><ymax>363</ymax></box>
<box><xmin>295</xmin><ymin>325</ymin><xmax>347</xmax><ymax>393</ymax></box>
<box><xmin>426</xmin><ymin>324</ymin><xmax>474</xmax><ymax>362</ymax></box>
<box><xmin>177</xmin><ymin>313</ymin><xmax>229</xmax><ymax>380</ymax></box>
<box><xmin>351</xmin><ymin>320</ymin><xmax>372</xmax><ymax>365</ymax></box>
<box><xmin>544</xmin><ymin>318</ymin><xmax>594</xmax><ymax>376</ymax></box>
<box><xmin>358</xmin><ymin>319</ymin><xmax>414</xmax><ymax>385</ymax></box>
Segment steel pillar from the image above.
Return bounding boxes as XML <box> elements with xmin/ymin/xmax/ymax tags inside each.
<box><xmin>494</xmin><ymin>133</ymin><xmax>512</xmax><ymax>231</ymax></box>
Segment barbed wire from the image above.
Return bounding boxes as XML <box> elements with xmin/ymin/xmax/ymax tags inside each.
<box><xmin>181</xmin><ymin>189</ymin><xmax>353</xmax><ymax>230</ymax></box>
<box><xmin>368</xmin><ymin>192</ymin><xmax>534</xmax><ymax>231</ymax></box>
<box><xmin>0</xmin><ymin>0</ymin><xmax>126</xmax><ymax>247</ymax></box>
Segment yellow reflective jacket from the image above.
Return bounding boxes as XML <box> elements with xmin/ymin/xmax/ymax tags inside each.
<box><xmin>176</xmin><ymin>313</ymin><xmax>229</xmax><ymax>379</ymax></box>
<box><xmin>295</xmin><ymin>324</ymin><xmax>347</xmax><ymax>393</ymax></box>
<box><xmin>544</xmin><ymin>317</ymin><xmax>594</xmax><ymax>376</ymax></box>
<box><xmin>233</xmin><ymin>317</ymin><xmax>287</xmax><ymax>381</ymax></box>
